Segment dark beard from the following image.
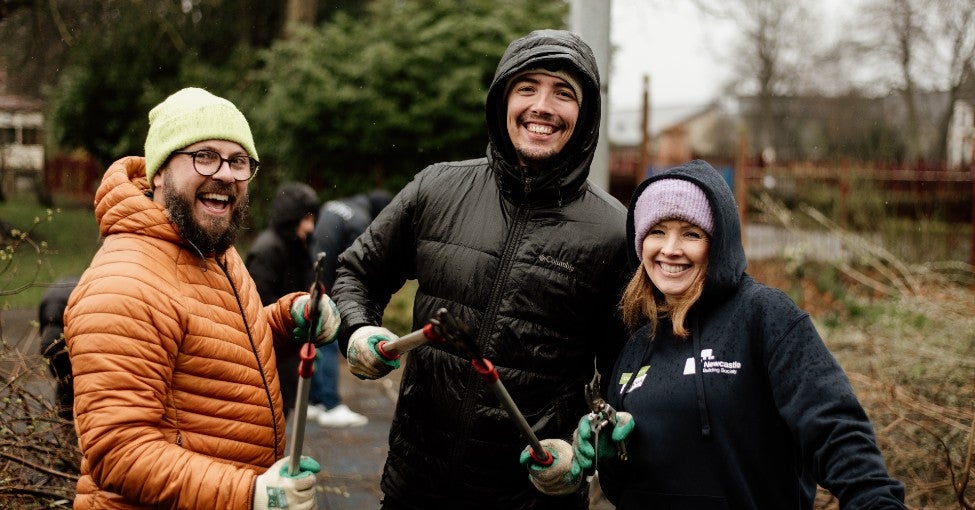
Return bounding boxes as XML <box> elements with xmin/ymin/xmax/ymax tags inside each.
<box><xmin>512</xmin><ymin>112</ymin><xmax>568</xmax><ymax>168</ymax></box>
<box><xmin>164</xmin><ymin>185</ymin><xmax>249</xmax><ymax>256</ymax></box>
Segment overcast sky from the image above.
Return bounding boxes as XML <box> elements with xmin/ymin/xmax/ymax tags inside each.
<box><xmin>609</xmin><ymin>0</ymin><xmax>726</xmax><ymax>111</ymax></box>
<box><xmin>607</xmin><ymin>0</ymin><xmax>858</xmax><ymax>112</ymax></box>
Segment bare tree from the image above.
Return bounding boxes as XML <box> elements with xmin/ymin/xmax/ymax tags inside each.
<box><xmin>848</xmin><ymin>0</ymin><xmax>934</xmax><ymax>161</ymax></box>
<box><xmin>843</xmin><ymin>0</ymin><xmax>974</xmax><ymax>164</ymax></box>
<box><xmin>691</xmin><ymin>0</ymin><xmax>817</xmax><ymax>157</ymax></box>
<box><xmin>930</xmin><ymin>0</ymin><xmax>975</xmax><ymax>163</ymax></box>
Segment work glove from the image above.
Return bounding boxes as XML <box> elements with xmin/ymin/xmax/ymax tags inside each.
<box><xmin>346</xmin><ymin>326</ymin><xmax>400</xmax><ymax>380</ymax></box>
<box><xmin>519</xmin><ymin>438</ymin><xmax>584</xmax><ymax>496</ymax></box>
<box><xmin>290</xmin><ymin>294</ymin><xmax>341</xmax><ymax>347</ymax></box>
<box><xmin>252</xmin><ymin>456</ymin><xmax>320</xmax><ymax>510</ymax></box>
<box><xmin>572</xmin><ymin>411</ymin><xmax>635</xmax><ymax>471</ymax></box>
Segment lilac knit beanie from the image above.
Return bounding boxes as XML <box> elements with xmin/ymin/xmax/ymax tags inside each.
<box><xmin>633</xmin><ymin>178</ymin><xmax>714</xmax><ymax>258</ymax></box>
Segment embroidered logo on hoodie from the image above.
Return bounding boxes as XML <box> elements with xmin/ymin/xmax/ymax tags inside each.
<box><xmin>684</xmin><ymin>349</ymin><xmax>741</xmax><ymax>376</ymax></box>
<box><xmin>620</xmin><ymin>365</ymin><xmax>650</xmax><ymax>394</ymax></box>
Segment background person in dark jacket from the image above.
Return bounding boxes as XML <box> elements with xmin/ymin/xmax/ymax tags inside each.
<box><xmin>305</xmin><ymin>190</ymin><xmax>390</xmax><ymax>427</ymax></box>
<box><xmin>246</xmin><ymin>181</ymin><xmax>320</xmax><ymax>417</ymax></box>
<box><xmin>331</xmin><ymin>29</ymin><xmax>629</xmax><ymax>509</ymax></box>
<box><xmin>39</xmin><ymin>276</ymin><xmax>80</xmax><ymax>420</ymax></box>
<box><xmin>526</xmin><ymin>160</ymin><xmax>905</xmax><ymax>509</ymax></box>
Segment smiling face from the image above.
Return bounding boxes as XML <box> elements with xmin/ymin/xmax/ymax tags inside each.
<box><xmin>505</xmin><ymin>71</ymin><xmax>580</xmax><ymax>169</ymax></box>
<box><xmin>153</xmin><ymin>139</ymin><xmax>250</xmax><ymax>254</ymax></box>
<box><xmin>641</xmin><ymin>219</ymin><xmax>710</xmax><ymax>303</ymax></box>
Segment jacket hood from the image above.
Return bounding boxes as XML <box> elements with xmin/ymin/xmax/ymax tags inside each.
<box><xmin>485</xmin><ymin>29</ymin><xmax>601</xmax><ymax>205</ymax></box>
<box><xmin>626</xmin><ymin>160</ymin><xmax>746</xmax><ymax>304</ymax></box>
<box><xmin>95</xmin><ymin>156</ymin><xmax>182</xmax><ymax>246</ymax></box>
<box><xmin>268</xmin><ymin>182</ymin><xmax>319</xmax><ymax>235</ymax></box>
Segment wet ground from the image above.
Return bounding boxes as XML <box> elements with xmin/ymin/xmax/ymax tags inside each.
<box><xmin>5</xmin><ymin>311</ymin><xmax>612</xmax><ymax>509</ymax></box>
<box><xmin>3</xmin><ymin>308</ymin><xmax>392</xmax><ymax>509</ymax></box>
<box><xmin>298</xmin><ymin>358</ymin><xmax>398</xmax><ymax>509</ymax></box>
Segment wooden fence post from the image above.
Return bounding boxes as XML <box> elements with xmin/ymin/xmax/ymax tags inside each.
<box><xmin>840</xmin><ymin>159</ymin><xmax>849</xmax><ymax>228</ymax></box>
<box><xmin>638</xmin><ymin>74</ymin><xmax>652</xmax><ymax>185</ymax></box>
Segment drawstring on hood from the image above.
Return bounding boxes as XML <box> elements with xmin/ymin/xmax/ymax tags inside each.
<box><xmin>690</xmin><ymin>315</ymin><xmax>712</xmax><ymax>438</ymax></box>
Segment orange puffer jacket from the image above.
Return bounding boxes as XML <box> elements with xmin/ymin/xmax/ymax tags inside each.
<box><xmin>66</xmin><ymin>156</ymin><xmax>299</xmax><ymax>509</ymax></box>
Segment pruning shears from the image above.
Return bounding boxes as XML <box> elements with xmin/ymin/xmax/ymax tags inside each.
<box><xmin>288</xmin><ymin>251</ymin><xmax>328</xmax><ymax>476</ymax></box>
<box><xmin>584</xmin><ymin>372</ymin><xmax>628</xmax><ymax>463</ymax></box>
<box><xmin>437</xmin><ymin>318</ymin><xmax>555</xmax><ymax>467</ymax></box>
<box><xmin>373</xmin><ymin>307</ymin><xmax>455</xmax><ymax>361</ymax></box>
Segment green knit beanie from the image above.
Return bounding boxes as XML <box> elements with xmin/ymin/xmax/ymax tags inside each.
<box><xmin>144</xmin><ymin>87</ymin><xmax>259</xmax><ymax>189</ymax></box>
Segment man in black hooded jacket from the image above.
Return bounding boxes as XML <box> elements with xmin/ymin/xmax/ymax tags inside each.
<box><xmin>245</xmin><ymin>181</ymin><xmax>320</xmax><ymax>417</ymax></box>
<box><xmin>331</xmin><ymin>29</ymin><xmax>629</xmax><ymax>509</ymax></box>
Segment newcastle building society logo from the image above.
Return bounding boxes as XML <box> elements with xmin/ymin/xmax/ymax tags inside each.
<box><xmin>684</xmin><ymin>348</ymin><xmax>742</xmax><ymax>375</ymax></box>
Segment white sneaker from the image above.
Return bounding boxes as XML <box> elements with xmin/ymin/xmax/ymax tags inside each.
<box><xmin>305</xmin><ymin>403</ymin><xmax>328</xmax><ymax>421</ymax></box>
<box><xmin>316</xmin><ymin>404</ymin><xmax>369</xmax><ymax>428</ymax></box>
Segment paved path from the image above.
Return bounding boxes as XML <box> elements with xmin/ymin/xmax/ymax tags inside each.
<box><xmin>299</xmin><ymin>358</ymin><xmax>399</xmax><ymax>509</ymax></box>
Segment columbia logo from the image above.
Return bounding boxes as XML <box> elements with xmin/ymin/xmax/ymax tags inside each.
<box><xmin>537</xmin><ymin>254</ymin><xmax>575</xmax><ymax>272</ymax></box>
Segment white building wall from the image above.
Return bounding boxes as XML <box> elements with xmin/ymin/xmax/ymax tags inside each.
<box><xmin>947</xmin><ymin>100</ymin><xmax>974</xmax><ymax>169</ymax></box>
<box><xmin>0</xmin><ymin>110</ymin><xmax>44</xmax><ymax>172</ymax></box>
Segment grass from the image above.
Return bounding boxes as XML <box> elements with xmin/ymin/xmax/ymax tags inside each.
<box><xmin>0</xmin><ymin>193</ymin><xmax>99</xmax><ymax>309</ymax></box>
<box><xmin>0</xmin><ymin>192</ymin><xmax>423</xmax><ymax>324</ymax></box>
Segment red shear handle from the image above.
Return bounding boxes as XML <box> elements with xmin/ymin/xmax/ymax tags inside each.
<box><xmin>376</xmin><ymin>340</ymin><xmax>403</xmax><ymax>361</ymax></box>
<box><xmin>529</xmin><ymin>446</ymin><xmax>554</xmax><ymax>466</ymax></box>
<box><xmin>471</xmin><ymin>358</ymin><xmax>499</xmax><ymax>383</ymax></box>
<box><xmin>297</xmin><ymin>342</ymin><xmax>317</xmax><ymax>379</ymax></box>
<box><xmin>471</xmin><ymin>358</ymin><xmax>553</xmax><ymax>465</ymax></box>
<box><xmin>376</xmin><ymin>322</ymin><xmax>440</xmax><ymax>360</ymax></box>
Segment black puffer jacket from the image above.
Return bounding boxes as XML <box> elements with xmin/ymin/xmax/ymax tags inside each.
<box><xmin>332</xmin><ymin>30</ymin><xmax>629</xmax><ymax>509</ymax></box>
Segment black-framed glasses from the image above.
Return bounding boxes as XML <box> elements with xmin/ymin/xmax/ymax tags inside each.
<box><xmin>171</xmin><ymin>150</ymin><xmax>259</xmax><ymax>181</ymax></box>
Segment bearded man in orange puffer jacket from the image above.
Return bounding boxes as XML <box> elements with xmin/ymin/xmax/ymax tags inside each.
<box><xmin>65</xmin><ymin>87</ymin><xmax>339</xmax><ymax>510</ymax></box>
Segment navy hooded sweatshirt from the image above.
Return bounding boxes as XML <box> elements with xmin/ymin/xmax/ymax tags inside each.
<box><xmin>598</xmin><ymin>160</ymin><xmax>905</xmax><ymax>509</ymax></box>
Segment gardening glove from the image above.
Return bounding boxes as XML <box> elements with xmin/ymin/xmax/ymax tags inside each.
<box><xmin>572</xmin><ymin>411</ymin><xmax>635</xmax><ymax>470</ymax></box>
<box><xmin>519</xmin><ymin>438</ymin><xmax>584</xmax><ymax>496</ymax></box>
<box><xmin>290</xmin><ymin>293</ymin><xmax>341</xmax><ymax>347</ymax></box>
<box><xmin>252</xmin><ymin>456</ymin><xmax>320</xmax><ymax>510</ymax></box>
<box><xmin>346</xmin><ymin>325</ymin><xmax>400</xmax><ymax>380</ymax></box>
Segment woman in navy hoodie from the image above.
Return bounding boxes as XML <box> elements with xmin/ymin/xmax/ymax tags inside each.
<box><xmin>524</xmin><ymin>160</ymin><xmax>905</xmax><ymax>509</ymax></box>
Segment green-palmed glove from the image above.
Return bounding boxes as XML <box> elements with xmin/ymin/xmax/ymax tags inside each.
<box><xmin>519</xmin><ymin>438</ymin><xmax>584</xmax><ymax>496</ymax></box>
<box><xmin>252</xmin><ymin>456</ymin><xmax>320</xmax><ymax>510</ymax></box>
<box><xmin>290</xmin><ymin>294</ymin><xmax>341</xmax><ymax>347</ymax></box>
<box><xmin>572</xmin><ymin>411</ymin><xmax>635</xmax><ymax>471</ymax></box>
<box><xmin>347</xmin><ymin>326</ymin><xmax>400</xmax><ymax>380</ymax></box>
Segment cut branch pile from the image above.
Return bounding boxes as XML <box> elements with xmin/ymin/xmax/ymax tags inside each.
<box><xmin>0</xmin><ymin>342</ymin><xmax>79</xmax><ymax>508</ymax></box>
<box><xmin>756</xmin><ymin>193</ymin><xmax>975</xmax><ymax>509</ymax></box>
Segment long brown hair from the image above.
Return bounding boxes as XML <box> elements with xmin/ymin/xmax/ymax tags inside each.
<box><xmin>619</xmin><ymin>261</ymin><xmax>707</xmax><ymax>339</ymax></box>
